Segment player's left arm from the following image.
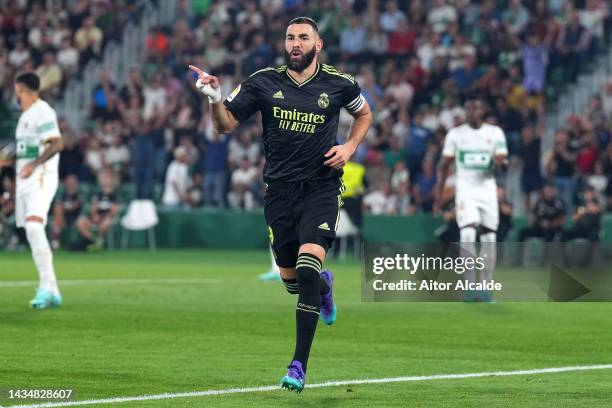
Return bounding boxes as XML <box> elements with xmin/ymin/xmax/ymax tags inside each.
<box><xmin>324</xmin><ymin>94</ymin><xmax>372</xmax><ymax>169</ymax></box>
<box><xmin>0</xmin><ymin>142</ymin><xmax>16</xmax><ymax>168</ymax></box>
<box><xmin>493</xmin><ymin>127</ymin><xmax>509</xmax><ymax>170</ymax></box>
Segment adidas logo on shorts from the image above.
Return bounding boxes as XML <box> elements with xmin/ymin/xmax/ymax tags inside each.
<box><xmin>318</xmin><ymin>222</ymin><xmax>330</xmax><ymax>231</ymax></box>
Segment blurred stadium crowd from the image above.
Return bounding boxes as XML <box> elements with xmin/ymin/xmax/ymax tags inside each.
<box><xmin>1</xmin><ymin>0</ymin><xmax>612</xmax><ymax>249</ymax></box>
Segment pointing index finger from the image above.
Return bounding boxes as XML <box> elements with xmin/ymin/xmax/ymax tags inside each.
<box><xmin>188</xmin><ymin>65</ymin><xmax>207</xmax><ymax>77</ymax></box>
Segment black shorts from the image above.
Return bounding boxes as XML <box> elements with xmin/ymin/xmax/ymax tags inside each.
<box><xmin>264</xmin><ymin>178</ymin><xmax>344</xmax><ymax>268</ymax></box>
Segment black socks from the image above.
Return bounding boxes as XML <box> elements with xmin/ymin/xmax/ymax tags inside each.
<box><xmin>292</xmin><ymin>253</ymin><xmax>322</xmax><ymax>371</ymax></box>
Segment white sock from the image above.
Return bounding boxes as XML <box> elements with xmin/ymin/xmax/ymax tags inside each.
<box><xmin>25</xmin><ymin>221</ymin><xmax>60</xmax><ymax>296</ymax></box>
<box><xmin>270</xmin><ymin>246</ymin><xmax>279</xmax><ymax>273</ymax></box>
<box><xmin>479</xmin><ymin>232</ymin><xmax>497</xmax><ymax>283</ymax></box>
<box><xmin>460</xmin><ymin>227</ymin><xmax>477</xmax><ymax>284</ymax></box>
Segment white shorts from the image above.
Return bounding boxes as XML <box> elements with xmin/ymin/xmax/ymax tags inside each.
<box><xmin>16</xmin><ymin>179</ymin><xmax>58</xmax><ymax>228</ymax></box>
<box><xmin>455</xmin><ymin>194</ymin><xmax>498</xmax><ymax>231</ymax></box>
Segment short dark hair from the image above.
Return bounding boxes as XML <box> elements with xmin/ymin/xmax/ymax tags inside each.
<box><xmin>288</xmin><ymin>16</ymin><xmax>319</xmax><ymax>33</ymax></box>
<box><xmin>15</xmin><ymin>71</ymin><xmax>40</xmax><ymax>91</ymax></box>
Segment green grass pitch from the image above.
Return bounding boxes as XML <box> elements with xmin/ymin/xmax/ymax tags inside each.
<box><xmin>1</xmin><ymin>249</ymin><xmax>612</xmax><ymax>407</ymax></box>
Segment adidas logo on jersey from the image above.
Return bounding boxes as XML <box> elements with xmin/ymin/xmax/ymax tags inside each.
<box><xmin>273</xmin><ymin>90</ymin><xmax>284</xmax><ymax>99</ymax></box>
<box><xmin>318</xmin><ymin>223</ymin><xmax>330</xmax><ymax>231</ymax></box>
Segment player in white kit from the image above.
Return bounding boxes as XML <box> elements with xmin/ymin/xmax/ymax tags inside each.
<box><xmin>0</xmin><ymin>72</ymin><xmax>64</xmax><ymax>309</ymax></box>
<box><xmin>435</xmin><ymin>98</ymin><xmax>508</xmax><ymax>302</ymax></box>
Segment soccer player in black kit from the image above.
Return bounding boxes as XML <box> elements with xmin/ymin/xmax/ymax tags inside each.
<box><xmin>189</xmin><ymin>17</ymin><xmax>372</xmax><ymax>393</ymax></box>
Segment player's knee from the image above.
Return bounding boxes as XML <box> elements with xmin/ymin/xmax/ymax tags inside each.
<box><xmin>299</xmin><ymin>243</ymin><xmax>326</xmax><ymax>261</ymax></box>
<box><xmin>296</xmin><ymin>253</ymin><xmax>322</xmax><ymax>296</ymax></box>
<box><xmin>460</xmin><ymin>226</ymin><xmax>477</xmax><ymax>243</ymax></box>
<box><xmin>25</xmin><ymin>220</ymin><xmax>47</xmax><ymax>250</ymax></box>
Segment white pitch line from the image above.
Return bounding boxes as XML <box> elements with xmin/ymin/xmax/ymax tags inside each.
<box><xmin>5</xmin><ymin>364</ymin><xmax>612</xmax><ymax>408</ymax></box>
<box><xmin>0</xmin><ymin>278</ymin><xmax>219</xmax><ymax>288</ymax></box>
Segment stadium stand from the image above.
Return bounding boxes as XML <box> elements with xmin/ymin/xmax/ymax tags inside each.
<box><xmin>1</xmin><ymin>0</ymin><xmax>612</xmax><ymax>250</ymax></box>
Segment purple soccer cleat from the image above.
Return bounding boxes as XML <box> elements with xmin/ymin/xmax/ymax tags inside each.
<box><xmin>280</xmin><ymin>360</ymin><xmax>305</xmax><ymax>393</ymax></box>
<box><xmin>320</xmin><ymin>270</ymin><xmax>336</xmax><ymax>325</ymax></box>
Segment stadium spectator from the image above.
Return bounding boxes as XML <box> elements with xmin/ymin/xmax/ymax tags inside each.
<box><xmin>57</xmin><ymin>38</ymin><xmax>79</xmax><ymax>76</ymax></box>
<box><xmin>76</xmin><ymin>169</ymin><xmax>119</xmax><ymax>251</ymax></box>
<box><xmin>119</xmin><ymin>68</ymin><xmax>144</xmax><ymax>105</ymax></box>
<box><xmin>517</xmin><ymin>183</ymin><xmax>565</xmax><ymax>243</ymax></box>
<box><xmin>27</xmin><ymin>16</ymin><xmax>49</xmax><ymax>50</ymax></box>
<box><xmin>602</xmin><ymin>80</ymin><xmax>612</xmax><ymax>115</ymax></box>
<box><xmin>50</xmin><ymin>17</ymin><xmax>72</xmax><ymax>49</ymax></box>
<box><xmin>387</xmin><ymin>19</ymin><xmax>416</xmax><ymax>58</ymax></box>
<box><xmin>578</xmin><ymin>0</ymin><xmax>609</xmax><ymax>50</ymax></box>
<box><xmin>204</xmin><ymin>34</ymin><xmax>229</xmax><ymax>73</ymax></box>
<box><xmin>545</xmin><ymin>130</ymin><xmax>577</xmax><ymax>213</ymax></box>
<box><xmin>142</xmin><ymin>73</ymin><xmax>167</xmax><ymax>121</ymax></box>
<box><xmin>583</xmin><ymin>93</ymin><xmax>608</xmax><ymax>129</ymax></box>
<box><xmin>104</xmin><ymin>134</ymin><xmax>130</xmax><ymax>180</ymax></box>
<box><xmin>395</xmin><ymin>181</ymin><xmax>416</xmax><ymax>215</ymax></box>
<box><xmin>554</xmin><ymin>10</ymin><xmax>592</xmax><ymax>81</ymax></box>
<box><xmin>364</xmin><ymin>181</ymin><xmax>397</xmax><ymax>215</ymax></box>
<box><xmin>384</xmin><ymin>71</ymin><xmax>414</xmax><ymax>107</ymax></box>
<box><xmin>0</xmin><ymin>174</ymin><xmax>17</xmax><ymax>250</ymax></box>
<box><xmin>561</xmin><ymin>186</ymin><xmax>602</xmax><ymax>242</ymax></box>
<box><xmin>576</xmin><ymin>131</ymin><xmax>599</xmax><ymax>175</ymax></box>
<box><xmin>586</xmin><ymin>161</ymin><xmax>608</xmax><ymax>206</ymax></box>
<box><xmin>228</xmin><ymin>157</ymin><xmax>259</xmax><ymax>211</ymax></box>
<box><xmin>35</xmin><ymin>52</ymin><xmax>63</xmax><ymax>98</ymax></box>
<box><xmin>413</xmin><ymin>158</ymin><xmax>437</xmax><ymax>212</ymax></box>
<box><xmin>497</xmin><ymin>187</ymin><xmax>513</xmax><ymax>242</ymax></box>
<box><xmin>451</xmin><ymin>55</ymin><xmax>482</xmax><ymax>95</ymax></box>
<box><xmin>201</xmin><ymin>129</ymin><xmax>229</xmax><ymax>209</ymax></box>
<box><xmin>51</xmin><ymin>174</ymin><xmax>83</xmax><ymax>250</ymax></box>
<box><xmin>244</xmin><ymin>31</ymin><xmax>274</xmax><ymax>74</ymax></box>
<box><xmin>390</xmin><ymin>160</ymin><xmax>409</xmax><ymax>192</ymax></box>
<box><xmin>8</xmin><ymin>39</ymin><xmax>30</xmax><ymax>69</ymax></box>
<box><xmin>435</xmin><ymin>198</ymin><xmax>459</xmax><ymax>243</ymax></box>
<box><xmin>146</xmin><ymin>26</ymin><xmax>170</xmax><ymax>60</ymax></box>
<box><xmin>438</xmin><ymin>97</ymin><xmax>465</xmax><ymax>131</ymax></box>
<box><xmin>341</xmin><ymin>160</ymin><xmax>366</xmax><ymax>230</ymax></box>
<box><xmin>494</xmin><ymin>97</ymin><xmax>523</xmax><ymax>153</ymax></box>
<box><xmin>340</xmin><ymin>15</ymin><xmax>367</xmax><ymax>58</ymax></box>
<box><xmin>187</xmin><ymin>172</ymin><xmax>204</xmax><ymax>208</ymax></box>
<box><xmin>364</xmin><ymin>19</ymin><xmax>388</xmax><ymax>64</ymax></box>
<box><xmin>162</xmin><ymin>146</ymin><xmax>191</xmax><ymax>210</ymax></box>
<box><xmin>84</xmin><ymin>137</ymin><xmax>106</xmax><ymax>181</ymax></box>
<box><xmin>130</xmin><ymin>118</ymin><xmax>156</xmax><ymax>200</ymax></box>
<box><xmin>522</xmin><ymin>34</ymin><xmax>548</xmax><ymax>95</ymax></box>
<box><xmin>379</xmin><ymin>0</ymin><xmax>406</xmax><ymax>33</ymax></box>
<box><xmin>228</xmin><ymin>128</ymin><xmax>260</xmax><ymax>169</ymax></box>
<box><xmin>427</xmin><ymin>0</ymin><xmax>458</xmax><ymax>34</ymax></box>
<box><xmin>518</xmin><ymin>126</ymin><xmax>543</xmax><ymax>211</ymax></box>
<box><xmin>74</xmin><ymin>16</ymin><xmax>103</xmax><ymax>63</ymax></box>
<box><xmin>91</xmin><ymin>69</ymin><xmax>119</xmax><ymax>121</ymax></box>
<box><xmin>447</xmin><ymin>34</ymin><xmax>476</xmax><ymax>72</ymax></box>
<box><xmin>502</xmin><ymin>0</ymin><xmax>530</xmax><ymax>35</ymax></box>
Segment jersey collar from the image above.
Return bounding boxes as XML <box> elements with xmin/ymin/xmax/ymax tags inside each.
<box><xmin>286</xmin><ymin>63</ymin><xmax>320</xmax><ymax>87</ymax></box>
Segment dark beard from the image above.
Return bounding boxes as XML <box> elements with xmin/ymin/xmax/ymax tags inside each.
<box><xmin>284</xmin><ymin>47</ymin><xmax>316</xmax><ymax>72</ymax></box>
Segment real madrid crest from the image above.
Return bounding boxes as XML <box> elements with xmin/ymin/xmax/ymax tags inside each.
<box><xmin>317</xmin><ymin>92</ymin><xmax>329</xmax><ymax>109</ymax></box>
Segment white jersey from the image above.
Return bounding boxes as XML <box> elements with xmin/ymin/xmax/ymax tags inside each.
<box><xmin>442</xmin><ymin>123</ymin><xmax>507</xmax><ymax>200</ymax></box>
<box><xmin>15</xmin><ymin>99</ymin><xmax>61</xmax><ymax>194</ymax></box>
